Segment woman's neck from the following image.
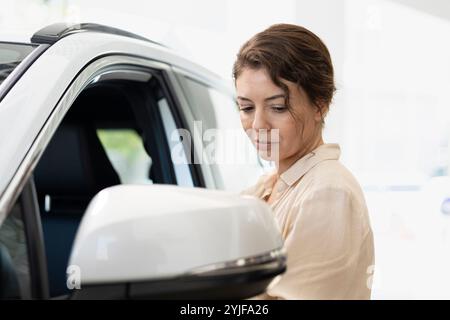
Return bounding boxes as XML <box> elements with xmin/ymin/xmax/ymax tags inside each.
<box><xmin>276</xmin><ymin>136</ymin><xmax>324</xmax><ymax>175</ymax></box>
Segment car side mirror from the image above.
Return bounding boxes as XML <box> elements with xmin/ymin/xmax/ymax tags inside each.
<box><xmin>67</xmin><ymin>184</ymin><xmax>286</xmax><ymax>299</ymax></box>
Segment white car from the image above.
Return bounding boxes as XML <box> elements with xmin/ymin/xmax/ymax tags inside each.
<box><xmin>0</xmin><ymin>23</ymin><xmax>285</xmax><ymax>299</ymax></box>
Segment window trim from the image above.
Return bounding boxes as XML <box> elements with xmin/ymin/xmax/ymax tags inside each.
<box><xmin>20</xmin><ymin>176</ymin><xmax>49</xmax><ymax>299</ymax></box>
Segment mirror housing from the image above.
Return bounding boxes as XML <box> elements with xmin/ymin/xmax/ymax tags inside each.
<box><xmin>68</xmin><ymin>184</ymin><xmax>285</xmax><ymax>299</ymax></box>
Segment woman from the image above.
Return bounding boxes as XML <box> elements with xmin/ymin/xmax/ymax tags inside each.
<box><xmin>235</xmin><ymin>24</ymin><xmax>375</xmax><ymax>300</ymax></box>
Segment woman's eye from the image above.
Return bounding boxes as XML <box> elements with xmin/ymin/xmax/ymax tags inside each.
<box><xmin>239</xmin><ymin>106</ymin><xmax>254</xmax><ymax>113</ymax></box>
<box><xmin>271</xmin><ymin>105</ymin><xmax>287</xmax><ymax>112</ymax></box>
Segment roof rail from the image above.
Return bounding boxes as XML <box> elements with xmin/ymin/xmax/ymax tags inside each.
<box><xmin>31</xmin><ymin>23</ymin><xmax>166</xmax><ymax>47</ymax></box>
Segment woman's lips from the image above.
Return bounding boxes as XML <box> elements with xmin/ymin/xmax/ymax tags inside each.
<box><xmin>255</xmin><ymin>140</ymin><xmax>278</xmax><ymax>150</ymax></box>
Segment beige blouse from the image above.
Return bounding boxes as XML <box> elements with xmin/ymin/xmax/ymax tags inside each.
<box><xmin>241</xmin><ymin>143</ymin><xmax>375</xmax><ymax>300</ymax></box>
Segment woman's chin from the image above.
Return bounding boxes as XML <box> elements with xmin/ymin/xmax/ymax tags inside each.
<box><xmin>256</xmin><ymin>148</ymin><xmax>280</xmax><ymax>162</ymax></box>
<box><xmin>251</xmin><ymin>141</ymin><xmax>281</xmax><ymax>162</ymax></box>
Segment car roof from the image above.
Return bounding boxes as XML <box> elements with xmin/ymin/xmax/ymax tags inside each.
<box><xmin>1</xmin><ymin>22</ymin><xmax>228</xmax><ymax>89</ymax></box>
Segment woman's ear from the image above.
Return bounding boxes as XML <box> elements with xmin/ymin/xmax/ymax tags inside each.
<box><xmin>314</xmin><ymin>101</ymin><xmax>328</xmax><ymax>123</ymax></box>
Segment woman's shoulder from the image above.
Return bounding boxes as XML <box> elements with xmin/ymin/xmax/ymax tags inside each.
<box><xmin>306</xmin><ymin>159</ymin><xmax>366</xmax><ymax>203</ymax></box>
<box><xmin>296</xmin><ymin>160</ymin><xmax>371</xmax><ymax>232</ymax></box>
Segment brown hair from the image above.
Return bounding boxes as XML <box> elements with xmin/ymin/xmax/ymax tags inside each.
<box><xmin>232</xmin><ymin>23</ymin><xmax>336</xmax><ymax>124</ymax></box>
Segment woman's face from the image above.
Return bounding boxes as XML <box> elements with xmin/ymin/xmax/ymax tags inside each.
<box><xmin>235</xmin><ymin>67</ymin><xmax>324</xmax><ymax>167</ymax></box>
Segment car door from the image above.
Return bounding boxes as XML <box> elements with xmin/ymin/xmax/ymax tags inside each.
<box><xmin>2</xmin><ymin>53</ymin><xmax>204</xmax><ymax>298</ymax></box>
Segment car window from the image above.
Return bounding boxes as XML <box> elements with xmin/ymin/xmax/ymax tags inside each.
<box><xmin>178</xmin><ymin>76</ymin><xmax>264</xmax><ymax>192</ymax></box>
<box><xmin>157</xmin><ymin>97</ymin><xmax>194</xmax><ymax>187</ymax></box>
<box><xmin>96</xmin><ymin>96</ymin><xmax>195</xmax><ymax>188</ymax></box>
<box><xmin>0</xmin><ymin>43</ymin><xmax>36</xmax><ymax>87</ymax></box>
<box><xmin>0</xmin><ymin>200</ymin><xmax>31</xmax><ymax>300</ymax></box>
<box><xmin>97</xmin><ymin>128</ymin><xmax>153</xmax><ymax>184</ymax></box>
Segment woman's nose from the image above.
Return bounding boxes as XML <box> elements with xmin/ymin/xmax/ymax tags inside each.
<box><xmin>252</xmin><ymin>109</ymin><xmax>270</xmax><ymax>131</ymax></box>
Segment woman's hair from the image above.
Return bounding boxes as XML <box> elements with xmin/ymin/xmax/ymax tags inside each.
<box><xmin>232</xmin><ymin>23</ymin><xmax>336</xmax><ymax>124</ymax></box>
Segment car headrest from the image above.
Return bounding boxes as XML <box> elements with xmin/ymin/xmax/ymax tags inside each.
<box><xmin>34</xmin><ymin>122</ymin><xmax>121</xmax><ymax>198</ymax></box>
